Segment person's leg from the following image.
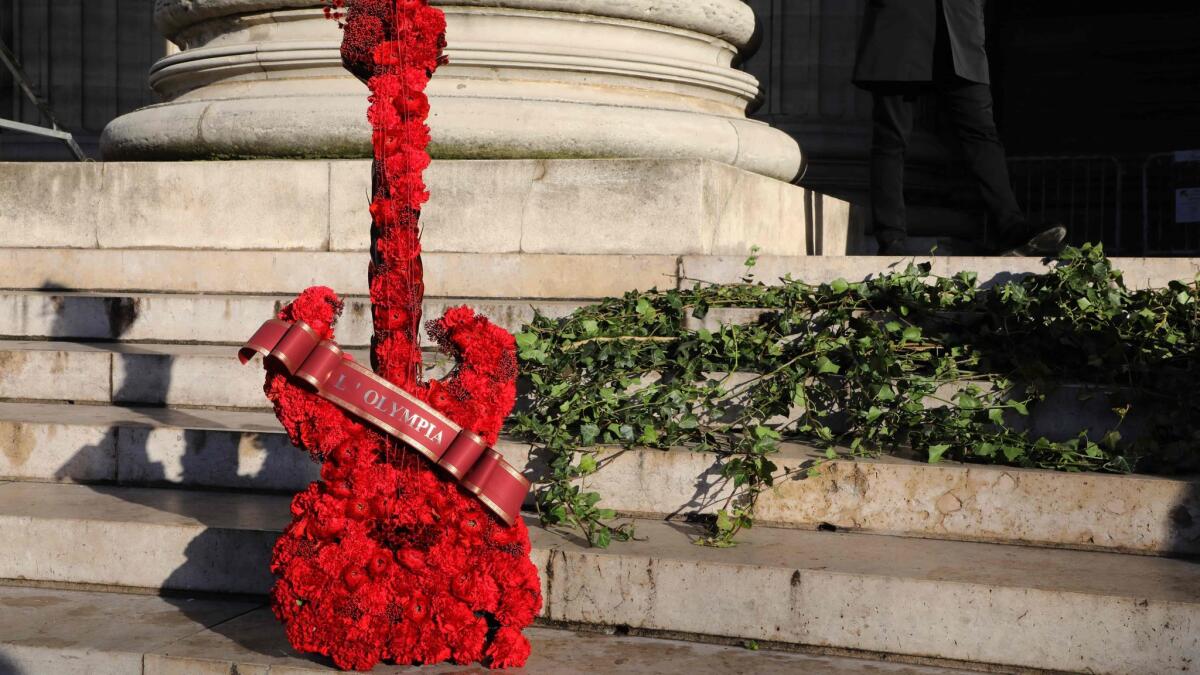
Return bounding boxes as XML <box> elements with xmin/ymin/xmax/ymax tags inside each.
<box><xmin>870</xmin><ymin>90</ymin><xmax>916</xmax><ymax>250</ymax></box>
<box><xmin>938</xmin><ymin>81</ymin><xmax>1027</xmax><ymax>237</ymax></box>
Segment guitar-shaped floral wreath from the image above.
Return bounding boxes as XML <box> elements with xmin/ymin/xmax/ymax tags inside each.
<box><xmin>237</xmin><ymin>0</ymin><xmax>542</xmax><ymax>669</ymax></box>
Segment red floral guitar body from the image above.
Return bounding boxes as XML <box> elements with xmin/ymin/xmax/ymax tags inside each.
<box><xmin>254</xmin><ymin>1</ymin><xmax>541</xmax><ymax>669</ymax></box>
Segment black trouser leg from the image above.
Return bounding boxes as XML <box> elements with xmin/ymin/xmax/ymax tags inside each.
<box><xmin>938</xmin><ymin>81</ymin><xmax>1027</xmax><ymax>236</ymax></box>
<box><xmin>870</xmin><ymin>92</ymin><xmax>915</xmax><ymax>246</ymax></box>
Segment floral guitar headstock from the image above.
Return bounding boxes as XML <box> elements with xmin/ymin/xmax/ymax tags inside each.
<box><xmin>240</xmin><ymin>1</ymin><xmax>542</xmax><ymax>669</ymax></box>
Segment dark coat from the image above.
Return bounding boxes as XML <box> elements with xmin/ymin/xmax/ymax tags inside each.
<box><xmin>853</xmin><ymin>0</ymin><xmax>990</xmax><ymax>87</ymax></box>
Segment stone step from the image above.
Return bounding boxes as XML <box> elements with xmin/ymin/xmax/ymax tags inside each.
<box><xmin>0</xmin><ymin>586</ymin><xmax>967</xmax><ymax>675</ymax></box>
<box><xmin>0</xmin><ymin>249</ymin><xmax>682</xmax><ymax>299</ymax></box>
<box><xmin>0</xmin><ymin>340</ymin><xmax>480</xmax><ymax>409</ymax></box>
<box><xmin>0</xmin><ymin>290</ymin><xmax>581</xmax><ymax>346</ymax></box>
<box><xmin>4</xmin><ymin>249</ymin><xmax>1198</xmax><ymax>300</ymax></box>
<box><xmin>0</xmin><ymin>482</ymin><xmax>1195</xmax><ymax>673</ymax></box>
<box><xmin>0</xmin><ymin>158</ymin><xmax>847</xmax><ymax>257</ymax></box>
<box><xmin>1</xmin><ymin>401</ymin><xmax>1196</xmax><ymax>556</ymax></box>
<box><xmin>0</xmin><ymin>340</ymin><xmax>368</xmax><ymax>409</ymax></box>
<box><xmin>681</xmin><ymin>254</ymin><xmax>1200</xmax><ymax>291</ymax></box>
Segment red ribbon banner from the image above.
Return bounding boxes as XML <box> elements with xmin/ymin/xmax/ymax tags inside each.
<box><xmin>238</xmin><ymin>319</ymin><xmax>530</xmax><ymax>526</ymax></box>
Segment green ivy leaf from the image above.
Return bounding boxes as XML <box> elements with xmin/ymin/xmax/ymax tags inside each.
<box><xmin>927</xmin><ymin>444</ymin><xmax>951</xmax><ymax>463</ymax></box>
<box><xmin>579</xmin><ymin>423</ymin><xmax>600</xmax><ymax>445</ymax></box>
<box><xmin>640</xmin><ymin>424</ymin><xmax>660</xmax><ymax>445</ymax></box>
<box><xmin>816</xmin><ymin>356</ymin><xmax>840</xmax><ymax>374</ymax></box>
<box><xmin>1002</xmin><ymin>445</ymin><xmax>1024</xmax><ymax>462</ymax></box>
<box><xmin>578</xmin><ymin>454</ymin><xmax>598</xmax><ymax>474</ymax></box>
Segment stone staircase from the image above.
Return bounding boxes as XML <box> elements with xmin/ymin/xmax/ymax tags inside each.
<box><xmin>1</xmin><ymin>159</ymin><xmax>1199</xmax><ymax>674</ymax></box>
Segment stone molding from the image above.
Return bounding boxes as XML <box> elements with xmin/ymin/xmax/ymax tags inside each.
<box><xmin>105</xmin><ymin>0</ymin><xmax>803</xmax><ymax>181</ymax></box>
<box><xmin>154</xmin><ymin>0</ymin><xmax>756</xmax><ymax>46</ymax></box>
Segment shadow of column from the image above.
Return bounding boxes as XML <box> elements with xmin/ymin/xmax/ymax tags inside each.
<box><xmin>1168</xmin><ymin>483</ymin><xmax>1200</xmax><ymax>560</ymax></box>
<box><xmin>0</xmin><ymin>652</ymin><xmax>22</xmax><ymax>674</ymax></box>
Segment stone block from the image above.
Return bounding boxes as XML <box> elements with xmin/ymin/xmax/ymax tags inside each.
<box><xmin>0</xmin><ymin>249</ymin><xmax>368</xmax><ymax>295</ymax></box>
<box><xmin>2</xmin><ymin>159</ymin><xmax>846</xmax><ymax>256</ymax></box>
<box><xmin>0</xmin><ymin>249</ymin><xmax>677</xmax><ymax>298</ymax></box>
<box><xmin>96</xmin><ymin>161</ymin><xmax>331</xmax><ymax>250</ymax></box>
<box><xmin>0</xmin><ymin>161</ymin><xmax>330</xmax><ymax>251</ymax></box>
<box><xmin>0</xmin><ymin>586</ymin><xmax>255</xmax><ymax>675</ymax></box>
<box><xmin>117</xmin><ymin>425</ymin><xmax>320</xmax><ymax>491</ymax></box>
<box><xmin>0</xmin><ymin>290</ymin><xmax>580</xmax><ymax>347</ymax></box>
<box><xmin>422</xmin><ymin>253</ymin><xmax>680</xmax><ymax>299</ymax></box>
<box><xmin>0</xmin><ymin>419</ymin><xmax>117</xmax><ymax>483</ymax></box>
<box><xmin>0</xmin><ymin>342</ymin><xmax>111</xmax><ymax>403</ymax></box>
<box><xmin>330</xmin><ymin>159</ymin><xmax>529</xmax><ymax>254</ymax></box>
<box><xmin>110</xmin><ymin>346</ymin><xmax>278</xmax><ymax>409</ymax></box>
<box><xmin>0</xmin><ymin>162</ymin><xmax>103</xmax><ymax>248</ymax></box>
<box><xmin>0</xmin><ymin>482</ymin><xmax>283</xmax><ymax>593</ymax></box>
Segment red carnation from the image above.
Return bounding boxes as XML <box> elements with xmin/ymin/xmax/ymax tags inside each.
<box><xmin>487</xmin><ymin>627</ymin><xmax>532</xmax><ymax>669</ymax></box>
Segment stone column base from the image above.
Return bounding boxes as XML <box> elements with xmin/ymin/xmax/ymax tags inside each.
<box><xmin>101</xmin><ymin>1</ymin><xmax>803</xmax><ymax>182</ymax></box>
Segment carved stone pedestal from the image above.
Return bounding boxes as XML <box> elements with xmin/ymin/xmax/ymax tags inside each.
<box><xmin>102</xmin><ymin>0</ymin><xmax>802</xmax><ymax>181</ymax></box>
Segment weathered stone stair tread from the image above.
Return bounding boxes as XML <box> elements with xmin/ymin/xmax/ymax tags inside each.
<box><xmin>684</xmin><ymin>255</ymin><xmax>1200</xmax><ymax>290</ymax></box>
<box><xmin>2</xmin><ymin>401</ymin><xmax>1197</xmax><ymax>556</ymax></box>
<box><xmin>0</xmin><ymin>586</ymin><xmax>966</xmax><ymax>675</ymax></box>
<box><xmin>0</xmin><ymin>249</ymin><xmax>683</xmax><ymax>298</ymax></box>
<box><xmin>0</xmin><ymin>289</ymin><xmax>581</xmax><ymax>339</ymax></box>
<box><xmin>5</xmin><ymin>248</ymin><xmax>1200</xmax><ymax>299</ymax></box>
<box><xmin>0</xmin><ymin>482</ymin><xmax>1196</xmax><ymax>672</ymax></box>
<box><xmin>0</xmin><ymin>289</ymin><xmax>582</xmax><ymax>346</ymax></box>
<box><xmin>0</xmin><ymin>339</ymin><xmax>443</xmax><ymax>409</ymax></box>
<box><xmin>0</xmin><ymin>400</ymin><xmax>281</xmax><ymax>433</ymax></box>
<box><xmin>0</xmin><ymin>339</ymin><xmax>277</xmax><ymax>358</ymax></box>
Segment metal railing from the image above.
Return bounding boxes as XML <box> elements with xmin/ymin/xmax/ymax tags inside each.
<box><xmin>1006</xmin><ymin>155</ymin><xmax>1124</xmax><ymax>252</ymax></box>
<box><xmin>0</xmin><ymin>37</ymin><xmax>86</xmax><ymax>160</ymax></box>
<box><xmin>1142</xmin><ymin>151</ymin><xmax>1200</xmax><ymax>255</ymax></box>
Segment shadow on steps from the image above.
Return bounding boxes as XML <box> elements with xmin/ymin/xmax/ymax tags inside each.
<box><xmin>43</xmin><ymin>295</ymin><xmax>335</xmax><ymax>668</ymax></box>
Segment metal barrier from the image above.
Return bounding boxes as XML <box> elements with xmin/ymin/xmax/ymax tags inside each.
<box><xmin>0</xmin><ymin>37</ymin><xmax>86</xmax><ymax>160</ymax></box>
<box><xmin>1142</xmin><ymin>151</ymin><xmax>1200</xmax><ymax>255</ymax></box>
<box><xmin>1006</xmin><ymin>155</ymin><xmax>1124</xmax><ymax>252</ymax></box>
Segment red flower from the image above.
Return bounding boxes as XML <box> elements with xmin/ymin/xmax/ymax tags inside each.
<box><xmin>487</xmin><ymin>627</ymin><xmax>532</xmax><ymax>669</ymax></box>
<box><xmin>342</xmin><ymin>566</ymin><xmax>368</xmax><ymax>591</ymax></box>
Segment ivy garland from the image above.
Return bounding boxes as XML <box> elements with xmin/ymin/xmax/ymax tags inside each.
<box><xmin>512</xmin><ymin>245</ymin><xmax>1200</xmax><ymax>547</ymax></box>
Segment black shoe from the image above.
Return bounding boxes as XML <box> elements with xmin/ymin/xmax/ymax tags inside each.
<box><xmin>994</xmin><ymin>223</ymin><xmax>1067</xmax><ymax>257</ymax></box>
<box><xmin>876</xmin><ymin>238</ymin><xmax>908</xmax><ymax>256</ymax></box>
